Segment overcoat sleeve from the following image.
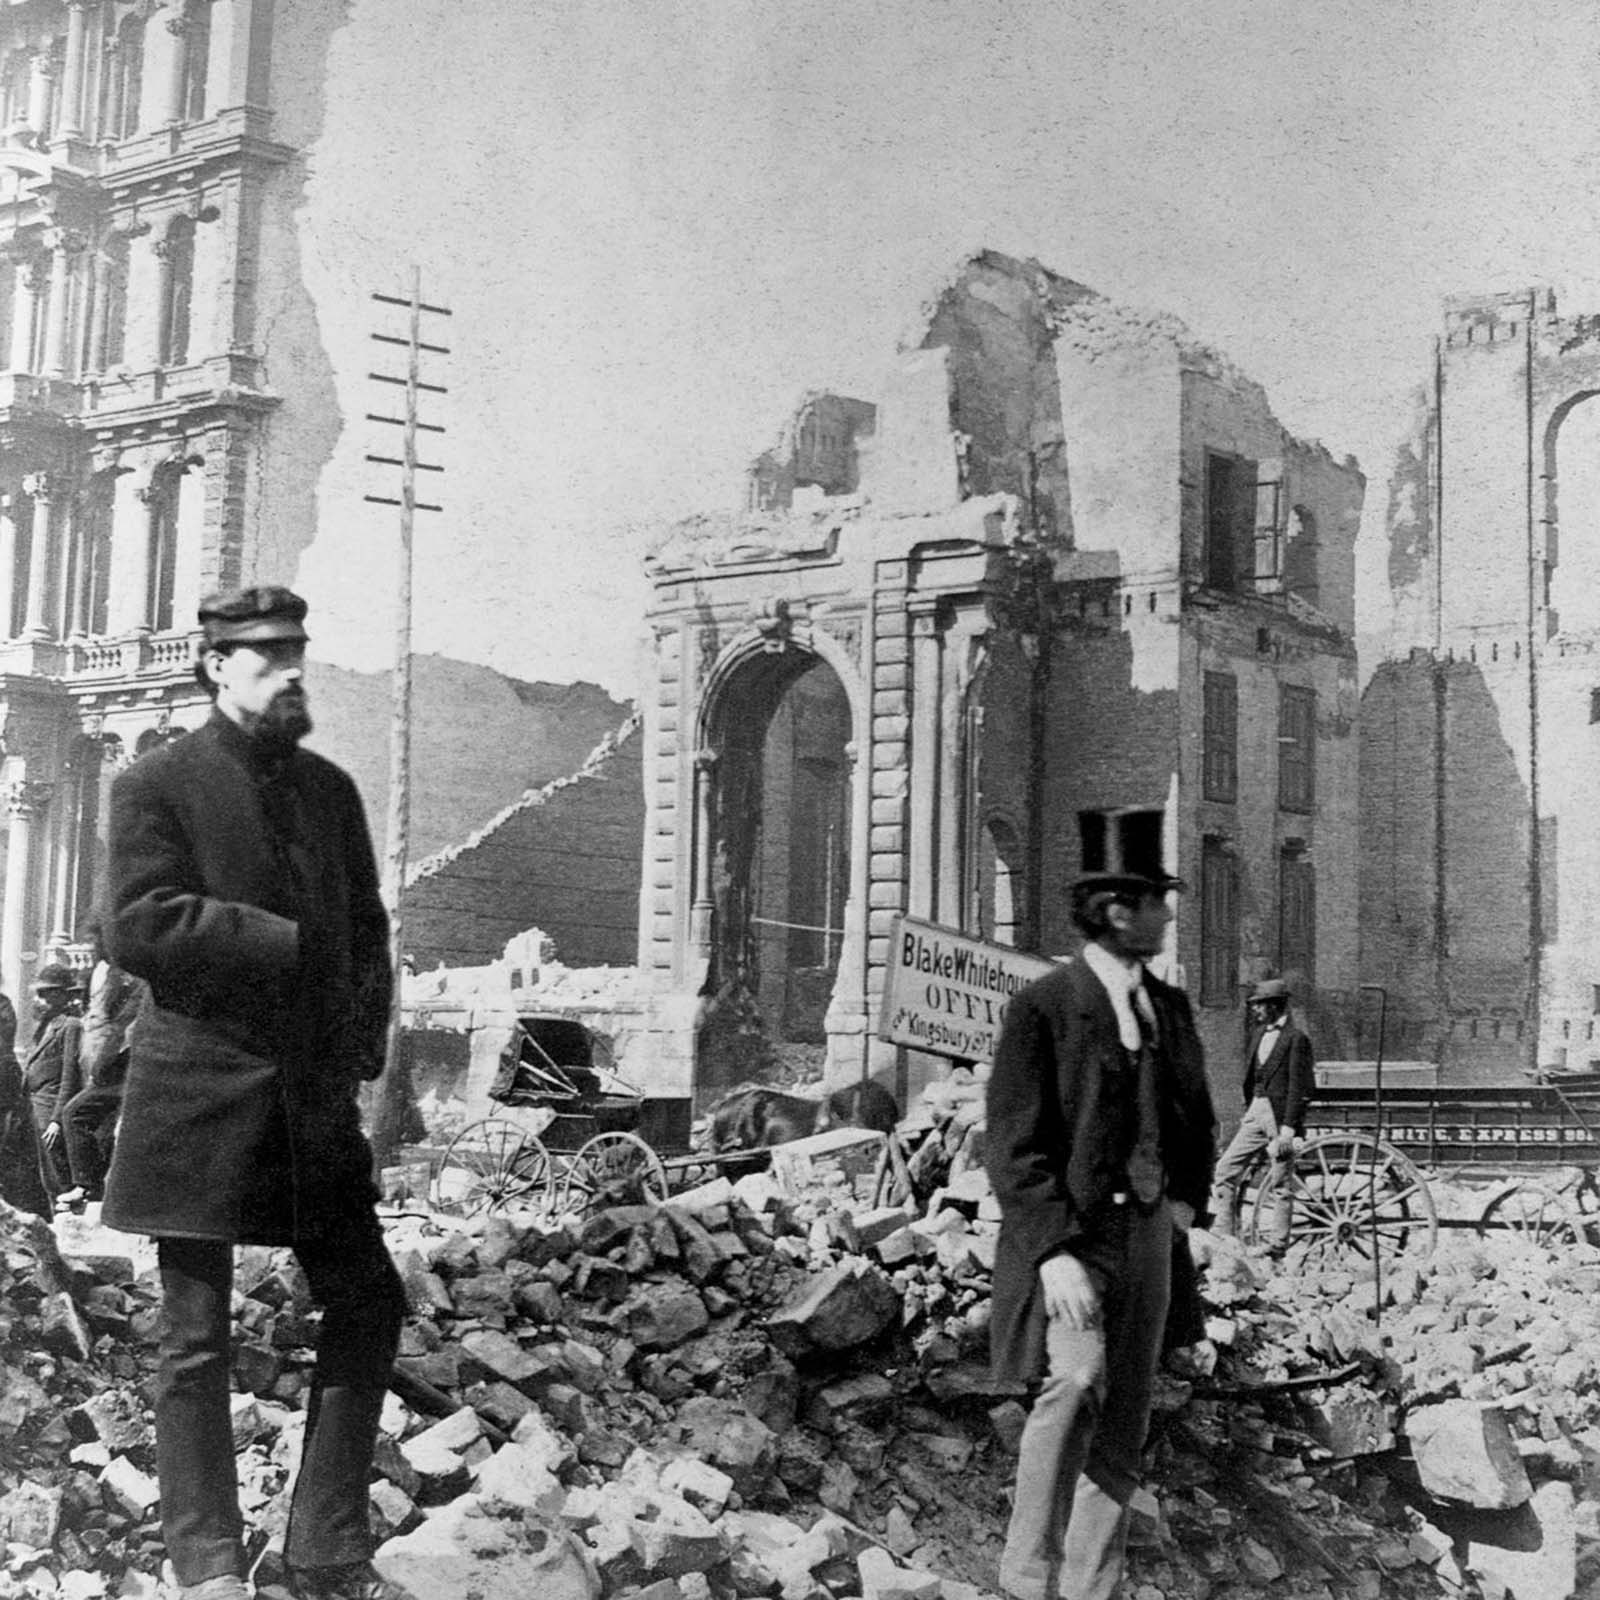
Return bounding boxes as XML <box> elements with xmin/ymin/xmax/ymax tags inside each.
<box><xmin>1283</xmin><ymin>1031</ymin><xmax>1315</xmax><ymax>1135</ymax></box>
<box><xmin>337</xmin><ymin>772</ymin><xmax>392</xmax><ymax>1079</ymax></box>
<box><xmin>50</xmin><ymin>1019</ymin><xmax>83</xmax><ymax>1123</ymax></box>
<box><xmin>105</xmin><ymin>762</ymin><xmax>299</xmax><ymax>984</ymax></box>
<box><xmin>985</xmin><ymin>987</ymin><xmax>1087</xmax><ymax>1264</ymax></box>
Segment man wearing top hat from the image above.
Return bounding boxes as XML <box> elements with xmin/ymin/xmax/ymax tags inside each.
<box><xmin>1208</xmin><ymin>976</ymin><xmax>1316</xmax><ymax>1252</ymax></box>
<box><xmin>987</xmin><ymin>871</ymin><xmax>1216</xmax><ymax>1600</ymax></box>
<box><xmin>102</xmin><ymin>587</ymin><xmax>409</xmax><ymax>1600</ymax></box>
<box><xmin>26</xmin><ymin>962</ymin><xmax>83</xmax><ymax>1201</ymax></box>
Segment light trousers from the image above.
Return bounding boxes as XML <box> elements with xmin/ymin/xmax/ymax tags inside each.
<box><xmin>999</xmin><ymin>1199</ymin><xmax>1171</xmax><ymax>1600</ymax></box>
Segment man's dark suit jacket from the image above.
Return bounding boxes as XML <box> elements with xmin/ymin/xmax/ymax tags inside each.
<box><xmin>1242</xmin><ymin>1019</ymin><xmax>1315</xmax><ymax>1136</ymax></box>
<box><xmin>986</xmin><ymin>955</ymin><xmax>1216</xmax><ymax>1388</ymax></box>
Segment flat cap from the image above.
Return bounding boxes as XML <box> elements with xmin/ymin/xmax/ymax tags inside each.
<box><xmin>33</xmin><ymin>962</ymin><xmax>76</xmax><ymax>991</ymax></box>
<box><xmin>198</xmin><ymin>586</ymin><xmax>309</xmax><ymax>647</ymax></box>
<box><xmin>1070</xmin><ymin>870</ymin><xmax>1185</xmax><ymax>907</ymax></box>
<box><xmin>1248</xmin><ymin>977</ymin><xmax>1291</xmax><ymax>1004</ymax></box>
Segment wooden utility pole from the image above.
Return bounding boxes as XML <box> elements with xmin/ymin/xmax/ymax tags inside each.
<box><xmin>364</xmin><ymin>266</ymin><xmax>450</xmax><ymax>1169</ymax></box>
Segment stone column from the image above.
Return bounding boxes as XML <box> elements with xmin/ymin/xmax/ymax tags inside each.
<box><xmin>26</xmin><ymin>49</ymin><xmax>52</xmax><ymax>140</ymax></box>
<box><xmin>1</xmin><ymin>780</ymin><xmax>51</xmax><ymax>1016</ymax></box>
<box><xmin>59</xmin><ymin>2</ymin><xmax>91</xmax><ymax>141</ymax></box>
<box><xmin>208</xmin><ymin>0</ymin><xmax>261</xmax><ymax>113</ymax></box>
<box><xmin>0</xmin><ymin>493</ymin><xmax>16</xmax><ymax>640</ymax></box>
<box><xmin>19</xmin><ymin>473</ymin><xmax>51</xmax><ymax>640</ymax></box>
<box><xmin>7</xmin><ymin>267</ymin><xmax>33</xmax><ymax>373</ymax></box>
<box><xmin>43</xmin><ymin>236</ymin><xmax>78</xmax><ymax>377</ymax></box>
<box><xmin>164</xmin><ymin>9</ymin><xmax>190</xmax><ymax>123</ymax></box>
<box><xmin>907</xmin><ymin>601</ymin><xmax>942</xmax><ymax>919</ymax></box>
<box><xmin>690</xmin><ymin>748</ymin><xmax>717</xmax><ymax>964</ymax></box>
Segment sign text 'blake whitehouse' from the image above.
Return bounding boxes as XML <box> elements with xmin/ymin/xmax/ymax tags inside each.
<box><xmin>877</xmin><ymin>916</ymin><xmax>1056</xmax><ymax>1062</ymax></box>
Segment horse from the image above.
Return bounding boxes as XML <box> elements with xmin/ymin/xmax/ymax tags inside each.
<box><xmin>706</xmin><ymin>1078</ymin><xmax>900</xmax><ymax>1156</ymax></box>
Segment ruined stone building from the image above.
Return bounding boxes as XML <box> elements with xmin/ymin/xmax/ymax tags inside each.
<box><xmin>0</xmin><ymin>0</ymin><xmax>326</xmax><ymax>1008</ymax></box>
<box><xmin>1362</xmin><ymin>289</ymin><xmax>1600</xmax><ymax>1080</ymax></box>
<box><xmin>641</xmin><ymin>252</ymin><xmax>1364</xmax><ymax>1107</ymax></box>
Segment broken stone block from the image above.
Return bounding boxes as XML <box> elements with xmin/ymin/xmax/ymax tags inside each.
<box><xmin>856</xmin><ymin>1545</ymin><xmax>941</xmax><ymax>1600</ymax></box>
<box><xmin>1298</xmin><ymin>1387</ymin><xmax>1396</xmax><ymax>1458</ymax></box>
<box><xmin>661</xmin><ymin>1456</ymin><xmax>735</xmax><ymax>1518</ymax></box>
<box><xmin>674</xmin><ymin>1399</ymin><xmax>778</xmax><ymax>1495</ymax></box>
<box><xmin>0</xmin><ymin>1479</ymin><xmax>63</xmax><ymax>1547</ymax></box>
<box><xmin>460</xmin><ymin>1328</ymin><xmax>550</xmax><ymax>1394</ymax></box>
<box><xmin>767</xmin><ymin>1259</ymin><xmax>899</xmax><ymax>1357</ymax></box>
<box><xmin>541</xmin><ymin>1382</ymin><xmax>593</xmax><ymax>1433</ymax></box>
<box><xmin>850</xmin><ymin>1206</ymin><xmax>916</xmax><ymax>1248</ymax></box>
<box><xmin>510</xmin><ymin>1407</ymin><xmax>578</xmax><ymax>1476</ymax></box>
<box><xmin>579</xmin><ymin>1205</ymin><xmax>658</xmax><ymax>1255</ymax></box>
<box><xmin>818</xmin><ymin>1457</ymin><xmax>859</xmax><ymax>1513</ymax></box>
<box><xmin>100</xmin><ymin>1456</ymin><xmax>160</xmax><ymax>1519</ymax></box>
<box><xmin>369</xmin><ymin>1479</ymin><xmax>421</xmax><ymax>1541</ymax></box>
<box><xmin>472</xmin><ymin>1442</ymin><xmax>566</xmax><ymax>1515</ymax></box>
<box><xmin>1409</xmin><ymin>1401</ymin><xmax>1532</xmax><ymax>1509</ymax></box>
<box><xmin>471</xmin><ymin>1380</ymin><xmax>537</xmax><ymax>1434</ymax></box>
<box><xmin>806</xmin><ymin>1372</ymin><xmax>895</xmax><ymax>1432</ymax></box>
<box><xmin>39</xmin><ymin>1290</ymin><xmax>93</xmax><ymax>1361</ymax></box>
<box><xmin>74</xmin><ymin>1388</ymin><xmax>151</xmax><ymax>1454</ymax></box>
<box><xmin>513</xmin><ymin>1278</ymin><xmax>565</xmax><ymax>1324</ymax></box>
<box><xmin>1466</xmin><ymin>1479</ymin><xmax>1576</xmax><ymax>1600</ymax></box>
<box><xmin>399</xmin><ymin>1437</ymin><xmax>472</xmax><ymax>1505</ymax></box>
<box><xmin>411</xmin><ymin>1406</ymin><xmax>484</xmax><ymax>1455</ymax></box>
<box><xmin>627</xmin><ymin>1491</ymin><xmax>727</xmax><ymax>1576</ymax></box>
<box><xmin>374</xmin><ymin>1497</ymin><xmax>600</xmax><ymax>1600</ymax></box>
<box><xmin>623</xmin><ymin>1284</ymin><xmax>711</xmax><ymax>1351</ymax></box>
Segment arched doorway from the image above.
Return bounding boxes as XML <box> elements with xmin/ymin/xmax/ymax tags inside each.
<box><xmin>703</xmin><ymin>650</ymin><xmax>853</xmax><ymax>1086</ymax></box>
<box><xmin>1549</xmin><ymin>392</ymin><xmax>1600</xmax><ymax>634</ymax></box>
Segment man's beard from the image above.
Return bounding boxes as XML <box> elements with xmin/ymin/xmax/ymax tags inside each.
<box><xmin>254</xmin><ymin>688</ymin><xmax>313</xmax><ymax>747</ymax></box>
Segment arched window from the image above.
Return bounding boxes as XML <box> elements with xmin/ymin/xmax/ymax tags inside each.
<box><xmin>157</xmin><ymin>215</ymin><xmax>194</xmax><ymax>366</ymax></box>
<box><xmin>183</xmin><ymin>2</ymin><xmax>211</xmax><ymax>121</ymax></box>
<box><xmin>82</xmin><ymin>474</ymin><xmax>116</xmax><ymax>636</ymax></box>
<box><xmin>112</xmin><ymin>13</ymin><xmax>144</xmax><ymax>139</ymax></box>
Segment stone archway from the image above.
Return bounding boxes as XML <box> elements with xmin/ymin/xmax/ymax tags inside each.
<box><xmin>699</xmin><ymin>647</ymin><xmax>854</xmax><ymax>1086</ymax></box>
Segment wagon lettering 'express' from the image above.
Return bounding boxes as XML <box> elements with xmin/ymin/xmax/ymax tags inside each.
<box><xmin>877</xmin><ymin>916</ymin><xmax>1056</xmax><ymax>1064</ymax></box>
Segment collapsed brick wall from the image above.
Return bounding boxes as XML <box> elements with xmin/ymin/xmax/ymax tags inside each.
<box><xmin>403</xmin><ymin>719</ymin><xmax>644</xmax><ymax>972</ymax></box>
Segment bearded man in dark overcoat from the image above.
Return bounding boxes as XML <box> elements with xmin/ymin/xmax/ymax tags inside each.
<box><xmin>102</xmin><ymin>587</ymin><xmax>409</xmax><ymax>1600</ymax></box>
<box><xmin>987</xmin><ymin>872</ymin><xmax>1216</xmax><ymax>1600</ymax></box>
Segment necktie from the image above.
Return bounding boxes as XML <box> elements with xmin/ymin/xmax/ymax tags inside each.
<box><xmin>1126</xmin><ymin>980</ymin><xmax>1165</xmax><ymax>1204</ymax></box>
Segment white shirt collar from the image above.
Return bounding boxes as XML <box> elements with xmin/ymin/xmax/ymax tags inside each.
<box><xmin>1082</xmin><ymin>941</ymin><xmax>1147</xmax><ymax>1051</ymax></box>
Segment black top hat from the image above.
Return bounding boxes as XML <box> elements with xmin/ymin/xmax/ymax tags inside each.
<box><xmin>198</xmin><ymin>586</ymin><xmax>309</xmax><ymax>648</ymax></box>
<box><xmin>33</xmin><ymin>962</ymin><xmax>76</xmax><ymax>992</ymax></box>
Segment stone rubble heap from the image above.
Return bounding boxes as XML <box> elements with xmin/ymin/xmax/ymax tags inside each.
<box><xmin>2</xmin><ymin>1093</ymin><xmax>1600</xmax><ymax>1599</ymax></box>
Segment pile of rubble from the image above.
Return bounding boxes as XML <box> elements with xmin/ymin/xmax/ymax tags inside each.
<box><xmin>4</xmin><ymin>1097</ymin><xmax>1600</xmax><ymax>1599</ymax></box>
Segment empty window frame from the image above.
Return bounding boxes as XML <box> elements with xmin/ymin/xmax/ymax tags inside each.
<box><xmin>1278</xmin><ymin>847</ymin><xmax>1316</xmax><ymax>985</ymax></box>
<box><xmin>1205</xmin><ymin>451</ymin><xmax>1257</xmax><ymax>592</ymax></box>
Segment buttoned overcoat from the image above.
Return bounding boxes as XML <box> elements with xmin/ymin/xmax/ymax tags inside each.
<box><xmin>986</xmin><ymin>956</ymin><xmax>1217</xmax><ymax>1389</ymax></box>
<box><xmin>101</xmin><ymin>711</ymin><xmax>391</xmax><ymax>1244</ymax></box>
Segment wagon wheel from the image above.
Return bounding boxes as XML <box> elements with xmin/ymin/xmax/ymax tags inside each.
<box><xmin>1245</xmin><ymin>1133</ymin><xmax>1438</xmax><ymax>1267</ymax></box>
<box><xmin>1478</xmin><ymin>1180</ymin><xmax>1590</xmax><ymax>1247</ymax></box>
<box><xmin>432</xmin><ymin>1117</ymin><xmax>554</xmax><ymax>1218</ymax></box>
<box><xmin>562</xmin><ymin>1132</ymin><xmax>669</xmax><ymax>1216</ymax></box>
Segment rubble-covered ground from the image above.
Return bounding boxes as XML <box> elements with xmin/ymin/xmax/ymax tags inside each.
<box><xmin>3</xmin><ymin>1096</ymin><xmax>1600</xmax><ymax>1600</ymax></box>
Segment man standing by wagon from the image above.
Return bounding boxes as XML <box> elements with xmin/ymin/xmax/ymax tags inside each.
<box><xmin>987</xmin><ymin>872</ymin><xmax>1216</xmax><ymax>1600</ymax></box>
<box><xmin>102</xmin><ymin>587</ymin><xmax>409</xmax><ymax>1600</ymax></box>
<box><xmin>1208</xmin><ymin>976</ymin><xmax>1316</xmax><ymax>1253</ymax></box>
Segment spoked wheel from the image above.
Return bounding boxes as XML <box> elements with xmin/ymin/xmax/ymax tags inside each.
<box><xmin>432</xmin><ymin>1117</ymin><xmax>554</xmax><ymax>1218</ymax></box>
<box><xmin>1246</xmin><ymin>1133</ymin><xmax>1437</xmax><ymax>1267</ymax></box>
<box><xmin>1479</xmin><ymin>1180</ymin><xmax>1590</xmax><ymax>1247</ymax></box>
<box><xmin>562</xmin><ymin>1132</ymin><xmax>669</xmax><ymax>1216</ymax></box>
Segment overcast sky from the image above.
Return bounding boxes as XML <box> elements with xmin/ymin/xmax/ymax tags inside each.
<box><xmin>294</xmin><ymin>0</ymin><xmax>1600</xmax><ymax>697</ymax></box>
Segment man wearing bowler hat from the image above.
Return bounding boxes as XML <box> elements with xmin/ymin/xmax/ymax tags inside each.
<box><xmin>102</xmin><ymin>587</ymin><xmax>409</xmax><ymax>1600</ymax></box>
<box><xmin>987</xmin><ymin>871</ymin><xmax>1216</xmax><ymax>1600</ymax></box>
<box><xmin>1209</xmin><ymin>976</ymin><xmax>1316</xmax><ymax>1253</ymax></box>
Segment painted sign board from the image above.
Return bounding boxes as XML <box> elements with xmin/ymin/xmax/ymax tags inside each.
<box><xmin>877</xmin><ymin>915</ymin><xmax>1056</xmax><ymax>1063</ymax></box>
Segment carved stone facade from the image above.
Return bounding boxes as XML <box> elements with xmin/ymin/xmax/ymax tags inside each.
<box><xmin>0</xmin><ymin>0</ymin><xmax>311</xmax><ymax>1009</ymax></box>
<box><xmin>640</xmin><ymin>252</ymin><xmax>1365</xmax><ymax>1111</ymax></box>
